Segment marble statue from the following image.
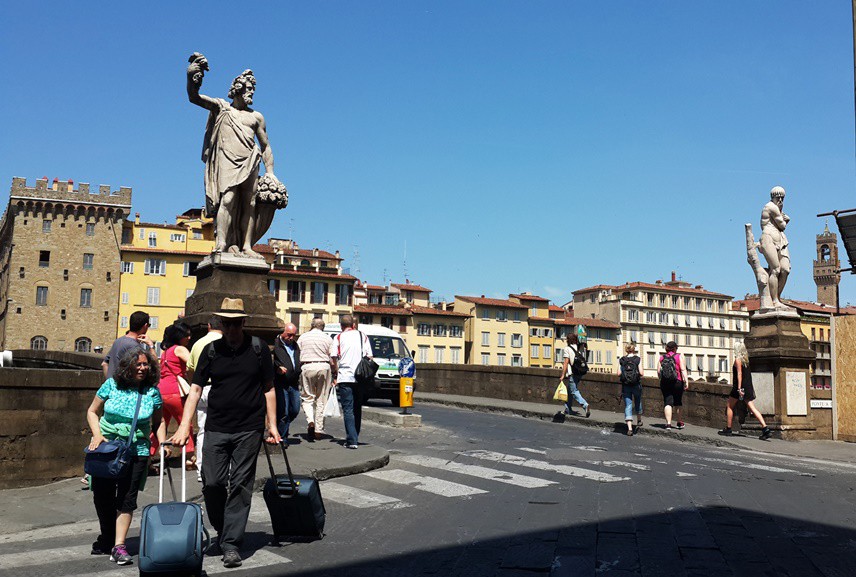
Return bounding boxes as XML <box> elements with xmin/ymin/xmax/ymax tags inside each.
<box><xmin>186</xmin><ymin>52</ymin><xmax>288</xmax><ymax>258</ymax></box>
<box><xmin>745</xmin><ymin>186</ymin><xmax>795</xmax><ymax>314</ymax></box>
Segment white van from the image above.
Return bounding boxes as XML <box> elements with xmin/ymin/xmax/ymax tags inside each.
<box><xmin>323</xmin><ymin>323</ymin><xmax>415</xmax><ymax>406</ymax></box>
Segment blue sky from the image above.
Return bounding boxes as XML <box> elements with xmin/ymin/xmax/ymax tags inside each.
<box><xmin>2</xmin><ymin>1</ymin><xmax>854</xmax><ymax>306</ymax></box>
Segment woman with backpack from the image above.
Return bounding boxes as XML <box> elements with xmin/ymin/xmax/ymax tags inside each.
<box><xmin>618</xmin><ymin>344</ymin><xmax>644</xmax><ymax>436</ymax></box>
<box><xmin>657</xmin><ymin>341</ymin><xmax>688</xmax><ymax>430</ymax></box>
<box><xmin>561</xmin><ymin>334</ymin><xmax>590</xmax><ymax>418</ymax></box>
<box><xmin>719</xmin><ymin>342</ymin><xmax>772</xmax><ymax>440</ymax></box>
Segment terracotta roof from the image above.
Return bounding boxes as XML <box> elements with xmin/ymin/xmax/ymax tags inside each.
<box><xmin>509</xmin><ymin>293</ymin><xmax>550</xmax><ymax>302</ymax></box>
<box><xmin>254</xmin><ymin>244</ymin><xmax>340</xmax><ymax>260</ymax></box>
<box><xmin>360</xmin><ymin>284</ymin><xmax>387</xmax><ymax>291</ymax></box>
<box><xmin>548</xmin><ymin>305</ymin><xmax>565</xmax><ymax>312</ymax></box>
<box><xmin>269</xmin><ymin>269</ymin><xmax>357</xmax><ymax>281</ymax></box>
<box><xmin>120</xmin><ymin>247</ymin><xmax>210</xmax><ymax>257</ymax></box>
<box><xmin>391</xmin><ymin>283</ymin><xmax>432</xmax><ymax>293</ymax></box>
<box><xmin>252</xmin><ymin>244</ymin><xmax>275</xmax><ymax>254</ymax></box>
<box><xmin>574</xmin><ymin>281</ymin><xmax>732</xmax><ymax>299</ymax></box>
<box><xmin>528</xmin><ymin>316</ymin><xmax>555</xmax><ymax>323</ymax></box>
<box><xmin>409</xmin><ymin>305</ymin><xmax>470</xmax><ymax>318</ymax></box>
<box><xmin>735</xmin><ymin>296</ymin><xmax>856</xmax><ymax>316</ymax></box>
<box><xmin>455</xmin><ymin>295</ymin><xmax>528</xmax><ymax>309</ymax></box>
<box><xmin>135</xmin><ymin>221</ymin><xmax>188</xmax><ymax>230</ymax></box>
<box><xmin>554</xmin><ymin>316</ymin><xmax>621</xmax><ymax>329</ymax></box>
<box><xmin>354</xmin><ymin>304</ymin><xmax>412</xmax><ymax>316</ymax></box>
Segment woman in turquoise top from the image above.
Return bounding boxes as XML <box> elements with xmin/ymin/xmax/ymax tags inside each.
<box><xmin>86</xmin><ymin>347</ymin><xmax>167</xmax><ymax>566</ymax></box>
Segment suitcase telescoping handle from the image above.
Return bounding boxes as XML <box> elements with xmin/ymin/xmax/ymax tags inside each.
<box><xmin>159</xmin><ymin>441</ymin><xmax>186</xmax><ymax>503</ymax></box>
<box><xmin>262</xmin><ymin>438</ymin><xmax>299</xmax><ymax>497</ymax></box>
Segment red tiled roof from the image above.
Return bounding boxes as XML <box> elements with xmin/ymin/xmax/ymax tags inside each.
<box><xmin>735</xmin><ymin>297</ymin><xmax>856</xmax><ymax>315</ymax></box>
<box><xmin>360</xmin><ymin>284</ymin><xmax>387</xmax><ymax>291</ymax></box>
<box><xmin>136</xmin><ymin>221</ymin><xmax>187</xmax><ymax>230</ymax></box>
<box><xmin>391</xmin><ymin>283</ymin><xmax>432</xmax><ymax>293</ymax></box>
<box><xmin>509</xmin><ymin>293</ymin><xmax>549</xmax><ymax>302</ymax></box>
<box><xmin>455</xmin><ymin>295</ymin><xmax>528</xmax><ymax>309</ymax></box>
<box><xmin>409</xmin><ymin>305</ymin><xmax>470</xmax><ymax>318</ymax></box>
<box><xmin>120</xmin><ymin>247</ymin><xmax>210</xmax><ymax>257</ymax></box>
<box><xmin>354</xmin><ymin>304</ymin><xmax>412</xmax><ymax>316</ymax></box>
<box><xmin>252</xmin><ymin>244</ymin><xmax>275</xmax><ymax>254</ymax></box>
<box><xmin>554</xmin><ymin>316</ymin><xmax>621</xmax><ymax>329</ymax></box>
<box><xmin>528</xmin><ymin>316</ymin><xmax>555</xmax><ymax>323</ymax></box>
<box><xmin>548</xmin><ymin>305</ymin><xmax>565</xmax><ymax>312</ymax></box>
<box><xmin>574</xmin><ymin>281</ymin><xmax>732</xmax><ymax>299</ymax></box>
<box><xmin>269</xmin><ymin>269</ymin><xmax>357</xmax><ymax>281</ymax></box>
<box><xmin>254</xmin><ymin>244</ymin><xmax>340</xmax><ymax>260</ymax></box>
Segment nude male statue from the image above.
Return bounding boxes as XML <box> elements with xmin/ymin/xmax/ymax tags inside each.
<box><xmin>758</xmin><ymin>186</ymin><xmax>791</xmax><ymax>310</ymax></box>
<box><xmin>186</xmin><ymin>53</ymin><xmax>282</xmax><ymax>258</ymax></box>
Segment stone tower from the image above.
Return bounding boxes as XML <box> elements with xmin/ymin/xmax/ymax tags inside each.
<box><xmin>813</xmin><ymin>222</ymin><xmax>841</xmax><ymax>307</ymax></box>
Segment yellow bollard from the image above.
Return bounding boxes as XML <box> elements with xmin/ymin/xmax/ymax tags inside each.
<box><xmin>399</xmin><ymin>377</ymin><xmax>414</xmax><ymax>414</ymax></box>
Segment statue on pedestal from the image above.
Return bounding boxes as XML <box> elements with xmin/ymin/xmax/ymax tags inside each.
<box><xmin>745</xmin><ymin>186</ymin><xmax>795</xmax><ymax>314</ymax></box>
<box><xmin>186</xmin><ymin>52</ymin><xmax>288</xmax><ymax>259</ymax></box>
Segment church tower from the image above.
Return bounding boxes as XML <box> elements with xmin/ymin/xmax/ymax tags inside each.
<box><xmin>813</xmin><ymin>222</ymin><xmax>841</xmax><ymax>306</ymax></box>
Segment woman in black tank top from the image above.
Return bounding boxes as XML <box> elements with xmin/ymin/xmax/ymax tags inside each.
<box><xmin>719</xmin><ymin>342</ymin><xmax>771</xmax><ymax>440</ymax></box>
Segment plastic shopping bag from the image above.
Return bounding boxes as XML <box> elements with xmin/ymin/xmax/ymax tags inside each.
<box><xmin>553</xmin><ymin>380</ymin><xmax>568</xmax><ymax>402</ymax></box>
<box><xmin>324</xmin><ymin>386</ymin><xmax>341</xmax><ymax>418</ymax></box>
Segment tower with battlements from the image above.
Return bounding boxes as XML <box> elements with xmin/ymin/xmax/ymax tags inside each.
<box><xmin>813</xmin><ymin>223</ymin><xmax>841</xmax><ymax>307</ymax></box>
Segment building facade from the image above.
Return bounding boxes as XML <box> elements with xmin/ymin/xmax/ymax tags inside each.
<box><xmin>118</xmin><ymin>210</ymin><xmax>214</xmax><ymax>343</ymax></box>
<box><xmin>554</xmin><ymin>317</ymin><xmax>622</xmax><ymax>373</ymax></box>
<box><xmin>454</xmin><ymin>296</ymin><xmax>529</xmax><ymax>367</ymax></box>
<box><xmin>0</xmin><ymin>177</ymin><xmax>130</xmax><ymax>352</ymax></box>
<box><xmin>509</xmin><ymin>293</ymin><xmax>554</xmax><ymax>368</ymax></box>
<box><xmin>573</xmin><ymin>273</ymin><xmax>750</xmax><ymax>383</ymax></box>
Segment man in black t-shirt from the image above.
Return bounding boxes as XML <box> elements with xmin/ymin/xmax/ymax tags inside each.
<box><xmin>171</xmin><ymin>298</ymin><xmax>279</xmax><ymax>569</ymax></box>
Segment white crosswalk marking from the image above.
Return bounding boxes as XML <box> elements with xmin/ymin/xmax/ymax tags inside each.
<box><xmin>398</xmin><ymin>455</ymin><xmax>558</xmax><ymax>488</ymax></box>
<box><xmin>322</xmin><ymin>481</ymin><xmax>413</xmax><ymax>509</ymax></box>
<box><xmin>459</xmin><ymin>450</ymin><xmax>629</xmax><ymax>483</ymax></box>
<box><xmin>363</xmin><ymin>469</ymin><xmax>488</xmax><ymax>497</ymax></box>
<box><xmin>582</xmin><ymin>460</ymin><xmax>651</xmax><ymax>472</ymax></box>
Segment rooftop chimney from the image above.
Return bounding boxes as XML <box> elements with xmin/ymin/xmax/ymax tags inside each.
<box><xmin>671</xmin><ymin>271</ymin><xmax>676</xmax><ymax>282</ymax></box>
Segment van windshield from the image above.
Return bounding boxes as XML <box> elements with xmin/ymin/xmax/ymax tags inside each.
<box><xmin>368</xmin><ymin>335</ymin><xmax>410</xmax><ymax>359</ymax></box>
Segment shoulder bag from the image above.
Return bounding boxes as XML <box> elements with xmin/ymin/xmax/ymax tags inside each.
<box><xmin>84</xmin><ymin>391</ymin><xmax>143</xmax><ymax>479</ymax></box>
<box><xmin>354</xmin><ymin>331</ymin><xmax>379</xmax><ymax>384</ymax></box>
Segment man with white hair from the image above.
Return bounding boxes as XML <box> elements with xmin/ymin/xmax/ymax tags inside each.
<box><xmin>296</xmin><ymin>318</ymin><xmax>336</xmax><ymax>441</ymax></box>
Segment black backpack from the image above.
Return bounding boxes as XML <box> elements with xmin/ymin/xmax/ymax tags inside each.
<box><xmin>571</xmin><ymin>346</ymin><xmax>588</xmax><ymax>377</ymax></box>
<box><xmin>660</xmin><ymin>353</ymin><xmax>678</xmax><ymax>384</ymax></box>
<box><xmin>619</xmin><ymin>355</ymin><xmax>641</xmax><ymax>385</ymax></box>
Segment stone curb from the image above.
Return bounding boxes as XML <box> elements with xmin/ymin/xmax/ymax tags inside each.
<box><xmin>362</xmin><ymin>406</ymin><xmax>422</xmax><ymax>428</ymax></box>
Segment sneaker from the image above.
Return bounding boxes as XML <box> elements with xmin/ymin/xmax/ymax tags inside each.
<box><xmin>718</xmin><ymin>428</ymin><xmax>733</xmax><ymax>436</ymax></box>
<box><xmin>675</xmin><ymin>421</ymin><xmax>686</xmax><ymax>430</ymax></box>
<box><xmin>110</xmin><ymin>544</ymin><xmax>132</xmax><ymax>565</ymax></box>
<box><xmin>345</xmin><ymin>444</ymin><xmax>359</xmax><ymax>450</ymax></box>
<box><xmin>585</xmin><ymin>406</ymin><xmax>591</xmax><ymax>418</ymax></box>
<box><xmin>197</xmin><ymin>471</ymin><xmax>203</xmax><ymax>483</ymax></box>
<box><xmin>665</xmin><ymin>424</ymin><xmax>672</xmax><ymax>431</ymax></box>
<box><xmin>91</xmin><ymin>539</ymin><xmax>111</xmax><ymax>555</ymax></box>
<box><xmin>759</xmin><ymin>427</ymin><xmax>772</xmax><ymax>441</ymax></box>
<box><xmin>222</xmin><ymin>549</ymin><xmax>242</xmax><ymax>568</ymax></box>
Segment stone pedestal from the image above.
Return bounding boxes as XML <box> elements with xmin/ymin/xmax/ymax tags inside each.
<box><xmin>744</xmin><ymin>313</ymin><xmax>816</xmax><ymax>439</ymax></box>
<box><xmin>183</xmin><ymin>253</ymin><xmax>283</xmax><ymax>344</ymax></box>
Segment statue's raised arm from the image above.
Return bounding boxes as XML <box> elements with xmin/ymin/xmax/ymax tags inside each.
<box><xmin>186</xmin><ymin>53</ymin><xmax>219</xmax><ymax>112</ymax></box>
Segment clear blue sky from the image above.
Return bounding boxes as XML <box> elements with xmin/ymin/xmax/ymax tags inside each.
<box><xmin>2</xmin><ymin>2</ymin><xmax>855</xmax><ymax>306</ymax></box>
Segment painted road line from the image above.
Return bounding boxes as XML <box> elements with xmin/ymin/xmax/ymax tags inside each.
<box><xmin>0</xmin><ymin>519</ymin><xmax>106</xmax><ymax>544</ymax></box>
<box><xmin>398</xmin><ymin>455</ymin><xmax>558</xmax><ymax>488</ymax></box>
<box><xmin>460</xmin><ymin>450</ymin><xmax>629</xmax><ymax>483</ymax></box>
<box><xmin>321</xmin><ymin>481</ymin><xmax>413</xmax><ymax>509</ymax></box>
<box><xmin>694</xmin><ymin>456</ymin><xmax>801</xmax><ymax>474</ymax></box>
<box><xmin>676</xmin><ymin>472</ymin><xmax>697</xmax><ymax>478</ymax></box>
<box><xmin>582</xmin><ymin>460</ymin><xmax>651</xmax><ymax>472</ymax></box>
<box><xmin>363</xmin><ymin>469</ymin><xmax>488</xmax><ymax>497</ymax></box>
<box><xmin>517</xmin><ymin>448</ymin><xmax>547</xmax><ymax>455</ymax></box>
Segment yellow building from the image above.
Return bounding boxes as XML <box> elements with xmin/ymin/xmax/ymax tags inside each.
<box><xmin>256</xmin><ymin>239</ymin><xmax>356</xmax><ymax>334</ymax></box>
<box><xmin>454</xmin><ymin>295</ymin><xmax>529</xmax><ymax>367</ymax></box>
<box><xmin>509</xmin><ymin>293</ymin><xmax>554</xmax><ymax>368</ymax></box>
<box><xmin>408</xmin><ymin>304</ymin><xmax>469</xmax><ymax>364</ymax></box>
<box><xmin>118</xmin><ymin>210</ymin><xmax>214</xmax><ymax>343</ymax></box>
<box><xmin>553</xmin><ymin>317</ymin><xmax>622</xmax><ymax>373</ymax></box>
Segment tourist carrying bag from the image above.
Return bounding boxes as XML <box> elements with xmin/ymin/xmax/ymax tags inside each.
<box><xmin>83</xmin><ymin>392</ymin><xmax>142</xmax><ymax>479</ymax></box>
<box><xmin>324</xmin><ymin>387</ymin><xmax>341</xmax><ymax>418</ymax></box>
<box><xmin>177</xmin><ymin>375</ymin><xmax>191</xmax><ymax>398</ymax></box>
<box><xmin>263</xmin><ymin>439</ymin><xmax>326</xmax><ymax>542</ymax></box>
<box><xmin>139</xmin><ymin>442</ymin><xmax>210</xmax><ymax>576</ymax></box>
<box><xmin>553</xmin><ymin>380</ymin><xmax>569</xmax><ymax>402</ymax></box>
<box><xmin>353</xmin><ymin>331</ymin><xmax>378</xmax><ymax>384</ymax></box>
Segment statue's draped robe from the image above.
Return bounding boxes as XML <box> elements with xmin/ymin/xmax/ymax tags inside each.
<box><xmin>201</xmin><ymin>98</ymin><xmax>273</xmax><ymax>247</ymax></box>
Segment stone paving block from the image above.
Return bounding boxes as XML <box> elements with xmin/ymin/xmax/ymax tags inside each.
<box><xmin>596</xmin><ymin>532</ymin><xmax>640</xmax><ymax>574</ymax></box>
<box><xmin>679</xmin><ymin>547</ymin><xmax>731</xmax><ymax>573</ymax></box>
<box><xmin>500</xmin><ymin>541</ymin><xmax>555</xmax><ymax>571</ymax></box>
<box><xmin>551</xmin><ymin>547</ymin><xmax>595</xmax><ymax>577</ymax></box>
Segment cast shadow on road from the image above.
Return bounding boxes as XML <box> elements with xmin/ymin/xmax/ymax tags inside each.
<box><xmin>235</xmin><ymin>507</ymin><xmax>855</xmax><ymax>577</ymax></box>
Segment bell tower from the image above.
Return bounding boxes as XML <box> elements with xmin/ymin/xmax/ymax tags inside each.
<box><xmin>813</xmin><ymin>222</ymin><xmax>840</xmax><ymax>306</ymax></box>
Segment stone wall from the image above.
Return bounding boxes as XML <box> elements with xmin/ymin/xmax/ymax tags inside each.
<box><xmin>835</xmin><ymin>315</ymin><xmax>856</xmax><ymax>442</ymax></box>
<box><xmin>416</xmin><ymin>364</ymin><xmax>737</xmax><ymax>429</ymax></box>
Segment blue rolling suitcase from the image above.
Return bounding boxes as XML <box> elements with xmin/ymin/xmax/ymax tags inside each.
<box><xmin>263</xmin><ymin>440</ymin><xmax>326</xmax><ymax>543</ymax></box>
<box><xmin>138</xmin><ymin>443</ymin><xmax>210</xmax><ymax>577</ymax></box>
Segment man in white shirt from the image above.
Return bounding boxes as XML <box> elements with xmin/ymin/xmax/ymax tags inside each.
<box><xmin>331</xmin><ymin>315</ymin><xmax>372</xmax><ymax>449</ymax></box>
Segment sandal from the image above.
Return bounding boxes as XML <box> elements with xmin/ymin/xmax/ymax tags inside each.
<box><xmin>185</xmin><ymin>455</ymin><xmax>197</xmax><ymax>471</ymax></box>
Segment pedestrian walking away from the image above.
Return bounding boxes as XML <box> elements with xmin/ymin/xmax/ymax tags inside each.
<box><xmin>274</xmin><ymin>323</ymin><xmax>302</xmax><ymax>439</ymax></box>
<box><xmin>658</xmin><ymin>341</ymin><xmax>688</xmax><ymax>430</ymax></box>
<box><xmin>85</xmin><ymin>346</ymin><xmax>168</xmax><ymax>565</ymax></box>
<box><xmin>185</xmin><ymin>315</ymin><xmax>224</xmax><ymax>482</ymax></box>
<box><xmin>332</xmin><ymin>314</ymin><xmax>373</xmax><ymax>448</ymax></box>
<box><xmin>296</xmin><ymin>318</ymin><xmax>335</xmax><ymax>441</ymax></box>
<box><xmin>618</xmin><ymin>343</ymin><xmax>644</xmax><ymax>436</ymax></box>
<box><xmin>561</xmin><ymin>334</ymin><xmax>590</xmax><ymax>418</ymax></box>
<box><xmin>170</xmin><ymin>298</ymin><xmax>280</xmax><ymax>569</ymax></box>
<box><xmin>719</xmin><ymin>341</ymin><xmax>772</xmax><ymax>440</ymax></box>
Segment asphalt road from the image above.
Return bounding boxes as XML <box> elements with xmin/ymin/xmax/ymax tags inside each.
<box><xmin>2</xmin><ymin>404</ymin><xmax>855</xmax><ymax>577</ymax></box>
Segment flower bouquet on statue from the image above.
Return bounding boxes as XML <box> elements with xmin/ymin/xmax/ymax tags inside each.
<box><xmin>255</xmin><ymin>174</ymin><xmax>288</xmax><ymax>209</ymax></box>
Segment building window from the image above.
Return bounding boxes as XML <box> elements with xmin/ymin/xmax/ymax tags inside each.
<box><xmin>418</xmin><ymin>323</ymin><xmax>431</xmax><ymax>336</ymax></box>
<box><xmin>450</xmin><ymin>325</ymin><xmax>463</xmax><ymax>338</ymax></box>
<box><xmin>19</xmin><ymin>266</ymin><xmax>24</xmax><ymax>278</ymax></box>
<box><xmin>183</xmin><ymin>261</ymin><xmax>198</xmax><ymax>277</ymax></box>
<box><xmin>139</xmin><ymin>228</ymin><xmax>145</xmax><ymax>240</ymax></box>
<box><xmin>497</xmin><ymin>353</ymin><xmax>506</xmax><ymax>366</ymax></box>
<box><xmin>381</xmin><ymin>316</ymin><xmax>393</xmax><ymax>329</ymax></box>
<box><xmin>146</xmin><ymin>287</ymin><xmax>160</xmax><ymax>306</ymax></box>
<box><xmin>606</xmin><ymin>350</ymin><xmax>612</xmax><ymax>365</ymax></box>
<box><xmin>86</xmin><ymin>222</ymin><xmax>95</xmax><ymax>236</ymax></box>
<box><xmin>144</xmin><ymin>259</ymin><xmax>166</xmax><ymax>275</ymax></box>
<box><xmin>287</xmin><ymin>281</ymin><xmax>305</xmax><ymax>302</ymax></box>
<box><xmin>433</xmin><ymin>324</ymin><xmax>448</xmax><ymax>337</ymax></box>
<box><xmin>39</xmin><ymin>251</ymin><xmax>50</xmax><ymax>267</ymax></box>
<box><xmin>384</xmin><ymin>294</ymin><xmax>400</xmax><ymax>305</ymax></box>
<box><xmin>629</xmin><ymin>330</ymin><xmax>638</xmax><ymax>343</ymax></box>
<box><xmin>628</xmin><ymin>309</ymin><xmax>639</xmax><ymax>322</ymax></box>
<box><xmin>60</xmin><ymin>308</ymin><xmax>66</xmax><ymax>320</ymax></box>
<box><xmin>149</xmin><ymin>316</ymin><xmax>159</xmax><ymax>329</ymax></box>
<box><xmin>718</xmin><ymin>356</ymin><xmax>728</xmax><ymax>373</ymax></box>
<box><xmin>595</xmin><ymin>350</ymin><xmax>603</xmax><ymax>364</ymax></box>
<box><xmin>120</xmin><ymin>316</ymin><xmax>128</xmax><ymax>328</ymax></box>
<box><xmin>496</xmin><ymin>309</ymin><xmax>508</xmax><ymax>321</ymax></box>
<box><xmin>498</xmin><ymin>333</ymin><xmax>506</xmax><ymax>347</ymax></box>
<box><xmin>481</xmin><ymin>353</ymin><xmax>490</xmax><ymax>366</ymax></box>
<box><xmin>83</xmin><ymin>253</ymin><xmax>94</xmax><ymax>270</ymax></box>
<box><xmin>74</xmin><ymin>337</ymin><xmax>92</xmax><ymax>353</ymax></box>
<box><xmin>80</xmin><ymin>288</ymin><xmax>93</xmax><ymax>308</ymax></box>
<box><xmin>63</xmin><ymin>269</ymin><xmax>69</xmax><ymax>281</ymax></box>
<box><xmin>511</xmin><ymin>334</ymin><xmax>523</xmax><ymax>348</ymax></box>
<box><xmin>450</xmin><ymin>347</ymin><xmax>461</xmax><ymax>364</ymax></box>
<box><xmin>170</xmin><ymin>233</ymin><xmax>186</xmax><ymax>242</ymax></box>
<box><xmin>148</xmin><ymin>232</ymin><xmax>157</xmax><ymax>247</ymax></box>
<box><xmin>511</xmin><ymin>354</ymin><xmax>522</xmax><ymax>367</ymax></box>
<box><xmin>481</xmin><ymin>308</ymin><xmax>490</xmax><ymax>320</ymax></box>
<box><xmin>36</xmin><ymin>286</ymin><xmax>48</xmax><ymax>306</ymax></box>
<box><xmin>268</xmin><ymin>279</ymin><xmax>280</xmax><ymax>298</ymax></box>
<box><xmin>192</xmin><ymin>230</ymin><xmax>202</xmax><ymax>240</ymax></box>
<box><xmin>310</xmin><ymin>282</ymin><xmax>328</xmax><ymax>304</ymax></box>
<box><xmin>544</xmin><ymin>345</ymin><xmax>552</xmax><ymax>359</ymax></box>
<box><xmin>42</xmin><ymin>219</ymin><xmax>52</xmax><ymax>233</ymax></box>
<box><xmin>121</xmin><ymin>292</ymin><xmax>129</xmax><ymax>304</ymax></box>
<box><xmin>419</xmin><ymin>346</ymin><xmax>429</xmax><ymax>363</ymax></box>
<box><xmin>31</xmin><ymin>336</ymin><xmax>48</xmax><ymax>350</ymax></box>
<box><xmin>121</xmin><ymin>261</ymin><xmax>134</xmax><ymax>274</ymax></box>
<box><xmin>481</xmin><ymin>332</ymin><xmax>490</xmax><ymax>346</ymax></box>
<box><xmin>530</xmin><ymin>344</ymin><xmax>539</xmax><ymax>358</ymax></box>
<box><xmin>646</xmin><ymin>352</ymin><xmax>656</xmax><ymax>370</ymax></box>
<box><xmin>335</xmin><ymin>284</ymin><xmax>353</xmax><ymax>306</ymax></box>
<box><xmin>513</xmin><ymin>310</ymin><xmax>521</xmax><ymax>321</ymax></box>
<box><xmin>106</xmin><ymin>271</ymin><xmax>112</xmax><ymax>282</ymax></box>
<box><xmin>435</xmin><ymin>347</ymin><xmax>445</xmax><ymax>363</ymax></box>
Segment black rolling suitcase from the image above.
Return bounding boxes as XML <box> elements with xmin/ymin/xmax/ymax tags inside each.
<box><xmin>262</xmin><ymin>441</ymin><xmax>325</xmax><ymax>542</ymax></box>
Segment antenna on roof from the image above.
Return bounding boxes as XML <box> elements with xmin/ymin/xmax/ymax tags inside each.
<box><xmin>351</xmin><ymin>245</ymin><xmax>361</xmax><ymax>278</ymax></box>
<box><xmin>383</xmin><ymin>268</ymin><xmax>389</xmax><ymax>286</ymax></box>
<box><xmin>403</xmin><ymin>240</ymin><xmax>408</xmax><ymax>281</ymax></box>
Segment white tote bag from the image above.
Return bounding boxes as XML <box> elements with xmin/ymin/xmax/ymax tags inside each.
<box><xmin>324</xmin><ymin>387</ymin><xmax>341</xmax><ymax>418</ymax></box>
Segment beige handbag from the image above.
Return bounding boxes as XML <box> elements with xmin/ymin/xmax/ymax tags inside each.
<box><xmin>177</xmin><ymin>375</ymin><xmax>191</xmax><ymax>398</ymax></box>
